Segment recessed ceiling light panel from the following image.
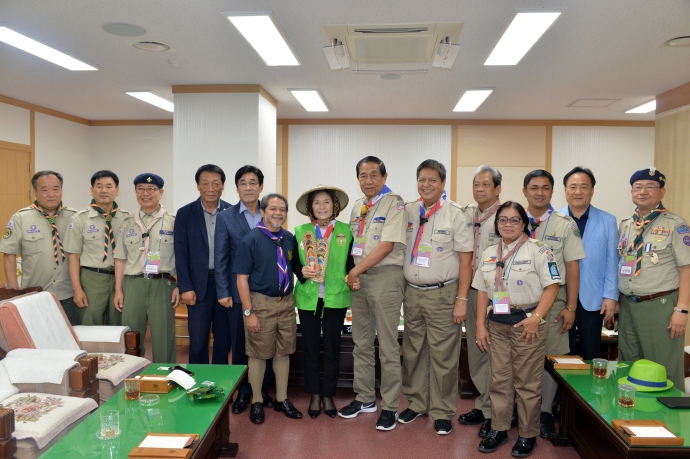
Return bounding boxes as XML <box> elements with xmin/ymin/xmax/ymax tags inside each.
<box><xmin>625</xmin><ymin>100</ymin><xmax>656</xmax><ymax>114</ymax></box>
<box><xmin>0</xmin><ymin>26</ymin><xmax>96</xmax><ymax>70</ymax></box>
<box><xmin>290</xmin><ymin>89</ymin><xmax>328</xmax><ymax>112</ymax></box>
<box><xmin>225</xmin><ymin>12</ymin><xmax>299</xmax><ymax>66</ymax></box>
<box><xmin>485</xmin><ymin>11</ymin><xmax>562</xmax><ymax>66</ymax></box>
<box><xmin>664</xmin><ymin>35</ymin><xmax>690</xmax><ymax>47</ymax></box>
<box><xmin>103</xmin><ymin>23</ymin><xmax>146</xmax><ymax>37</ymax></box>
<box><xmin>453</xmin><ymin>90</ymin><xmax>493</xmax><ymax>112</ymax></box>
<box><xmin>126</xmin><ymin>91</ymin><xmax>174</xmax><ymax>112</ymax></box>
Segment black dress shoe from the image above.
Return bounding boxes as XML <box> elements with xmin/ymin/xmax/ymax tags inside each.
<box><xmin>478</xmin><ymin>429</ymin><xmax>508</xmax><ymax>453</ymax></box>
<box><xmin>322</xmin><ymin>396</ymin><xmax>337</xmax><ymax>418</ymax></box>
<box><xmin>308</xmin><ymin>394</ymin><xmax>321</xmax><ymax>419</ymax></box>
<box><xmin>458</xmin><ymin>408</ymin><xmax>485</xmax><ymax>425</ymax></box>
<box><xmin>232</xmin><ymin>393</ymin><xmax>250</xmax><ymax>414</ymax></box>
<box><xmin>539</xmin><ymin>412</ymin><xmax>555</xmax><ymax>438</ymax></box>
<box><xmin>262</xmin><ymin>390</ymin><xmax>274</xmax><ymax>408</ymax></box>
<box><xmin>551</xmin><ymin>401</ymin><xmax>562</xmax><ymax>422</ymax></box>
<box><xmin>435</xmin><ymin>419</ymin><xmax>452</xmax><ymax>435</ymax></box>
<box><xmin>274</xmin><ymin>399</ymin><xmax>303</xmax><ymax>419</ymax></box>
<box><xmin>511</xmin><ymin>404</ymin><xmax>518</xmax><ymax>427</ymax></box>
<box><xmin>511</xmin><ymin>436</ymin><xmax>537</xmax><ymax>457</ymax></box>
<box><xmin>249</xmin><ymin>402</ymin><xmax>264</xmax><ymax>424</ymax></box>
<box><xmin>478</xmin><ymin>418</ymin><xmax>492</xmax><ymax>438</ymax></box>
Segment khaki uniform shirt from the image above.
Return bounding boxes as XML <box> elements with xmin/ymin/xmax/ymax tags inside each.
<box><xmin>466</xmin><ymin>202</ymin><xmax>501</xmax><ymax>270</ymax></box>
<box><xmin>0</xmin><ymin>205</ymin><xmax>77</xmax><ymax>300</ymax></box>
<box><xmin>617</xmin><ymin>211</ymin><xmax>690</xmax><ymax>296</ymax></box>
<box><xmin>403</xmin><ymin>200</ymin><xmax>474</xmax><ymax>284</ymax></box>
<box><xmin>472</xmin><ymin>238</ymin><xmax>560</xmax><ymax>306</ymax></box>
<box><xmin>349</xmin><ymin>192</ymin><xmax>407</xmax><ymax>267</ymax></box>
<box><xmin>64</xmin><ymin>207</ymin><xmax>131</xmax><ymax>269</ymax></box>
<box><xmin>532</xmin><ymin>210</ymin><xmax>586</xmax><ymax>286</ymax></box>
<box><xmin>114</xmin><ymin>208</ymin><xmax>176</xmax><ymax>276</ymax></box>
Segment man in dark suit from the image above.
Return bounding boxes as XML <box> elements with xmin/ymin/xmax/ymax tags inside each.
<box><xmin>215</xmin><ymin>165</ymin><xmax>273</xmax><ymax>414</ymax></box>
<box><xmin>174</xmin><ymin>164</ymin><xmax>232</xmax><ymax>364</ymax></box>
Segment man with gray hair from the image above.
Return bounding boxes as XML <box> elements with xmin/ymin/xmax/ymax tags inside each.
<box><xmin>457</xmin><ymin>165</ymin><xmax>502</xmax><ymax>437</ymax></box>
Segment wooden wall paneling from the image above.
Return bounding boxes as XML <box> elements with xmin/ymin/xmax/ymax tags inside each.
<box><xmin>277</xmin><ymin>119</ymin><xmax>654</xmax><ymax>127</ymax></box>
<box><xmin>656</xmin><ymin>81</ymin><xmax>690</xmax><ymax>115</ymax></box>
<box><xmin>282</xmin><ymin>125</ymin><xmax>289</xmax><ymax>200</ymax></box>
<box><xmin>545</xmin><ymin>125</ymin><xmax>552</xmax><ymax>172</ymax></box>
<box><xmin>451</xmin><ymin>125</ymin><xmax>458</xmax><ymax>202</ymax></box>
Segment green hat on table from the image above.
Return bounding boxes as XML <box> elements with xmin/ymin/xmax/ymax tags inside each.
<box><xmin>618</xmin><ymin>359</ymin><xmax>674</xmax><ymax>392</ymax></box>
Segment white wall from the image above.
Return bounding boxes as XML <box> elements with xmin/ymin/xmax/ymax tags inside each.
<box><xmin>34</xmin><ymin>113</ymin><xmax>91</xmax><ymax>209</ymax></box>
<box><xmin>257</xmin><ymin>95</ymin><xmax>277</xmax><ymax>197</ymax></box>
<box><xmin>0</xmin><ymin>102</ymin><xmax>30</xmax><ymax>145</ymax></box>
<box><xmin>287</xmin><ymin>125</ymin><xmax>452</xmax><ymax>229</ymax></box>
<box><xmin>551</xmin><ymin>126</ymin><xmax>655</xmax><ymax>223</ymax></box>
<box><xmin>90</xmin><ymin>125</ymin><xmax>173</xmax><ymax>214</ymax></box>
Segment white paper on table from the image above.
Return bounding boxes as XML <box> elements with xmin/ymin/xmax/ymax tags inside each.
<box><xmin>139</xmin><ymin>435</ymin><xmax>192</xmax><ymax>448</ymax></box>
<box><xmin>601</xmin><ymin>329</ymin><xmax>617</xmax><ymax>337</ymax></box>
<box><xmin>554</xmin><ymin>358</ymin><xmax>585</xmax><ymax>364</ymax></box>
<box><xmin>627</xmin><ymin>426</ymin><xmax>676</xmax><ymax>438</ymax></box>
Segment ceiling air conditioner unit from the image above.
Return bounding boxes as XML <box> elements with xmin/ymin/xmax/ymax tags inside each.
<box><xmin>321</xmin><ymin>23</ymin><xmax>463</xmax><ymax>72</ymax></box>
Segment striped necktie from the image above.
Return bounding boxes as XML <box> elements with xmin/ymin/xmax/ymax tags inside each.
<box><xmin>32</xmin><ymin>201</ymin><xmax>65</xmax><ymax>264</ymax></box>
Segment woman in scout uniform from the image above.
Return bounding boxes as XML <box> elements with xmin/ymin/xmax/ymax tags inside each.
<box><xmin>293</xmin><ymin>185</ymin><xmax>353</xmax><ymax>419</ymax></box>
<box><xmin>473</xmin><ymin>201</ymin><xmax>560</xmax><ymax>458</ymax></box>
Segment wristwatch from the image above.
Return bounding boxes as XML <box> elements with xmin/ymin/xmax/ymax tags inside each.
<box><xmin>243</xmin><ymin>308</ymin><xmax>255</xmax><ymax>317</ymax></box>
<box><xmin>673</xmin><ymin>307</ymin><xmax>688</xmax><ymax>314</ymax></box>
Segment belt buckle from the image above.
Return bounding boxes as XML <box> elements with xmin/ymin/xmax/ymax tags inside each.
<box><xmin>142</xmin><ymin>273</ymin><xmax>151</xmax><ymax>279</ymax></box>
<box><xmin>276</xmin><ymin>296</ymin><xmax>283</xmax><ymax>302</ymax></box>
<box><xmin>630</xmin><ymin>296</ymin><xmax>641</xmax><ymax>303</ymax></box>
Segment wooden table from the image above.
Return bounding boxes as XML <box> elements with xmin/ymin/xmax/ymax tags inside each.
<box><xmin>546</xmin><ymin>359</ymin><xmax>690</xmax><ymax>458</ymax></box>
<box><xmin>40</xmin><ymin>364</ymin><xmax>246</xmax><ymax>459</ymax></box>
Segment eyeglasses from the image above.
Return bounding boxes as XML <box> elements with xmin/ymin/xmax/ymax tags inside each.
<box><xmin>631</xmin><ymin>185</ymin><xmax>660</xmax><ymax>193</ymax></box>
<box><xmin>497</xmin><ymin>217</ymin><xmax>522</xmax><ymax>226</ymax></box>
<box><xmin>135</xmin><ymin>187</ymin><xmax>160</xmax><ymax>194</ymax></box>
<box><xmin>238</xmin><ymin>181</ymin><xmax>259</xmax><ymax>189</ymax></box>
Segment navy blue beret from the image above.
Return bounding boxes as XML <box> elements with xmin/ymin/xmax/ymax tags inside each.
<box><xmin>629</xmin><ymin>168</ymin><xmax>666</xmax><ymax>187</ymax></box>
<box><xmin>133</xmin><ymin>173</ymin><xmax>164</xmax><ymax>188</ymax></box>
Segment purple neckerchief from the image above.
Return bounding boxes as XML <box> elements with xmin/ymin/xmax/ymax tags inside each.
<box><xmin>256</xmin><ymin>220</ymin><xmax>289</xmax><ymax>294</ymax></box>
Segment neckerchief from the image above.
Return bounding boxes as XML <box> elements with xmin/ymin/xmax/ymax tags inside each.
<box><xmin>256</xmin><ymin>220</ymin><xmax>290</xmax><ymax>294</ymax></box>
<box><xmin>90</xmin><ymin>199</ymin><xmax>119</xmax><ymax>261</ymax></box>
<box><xmin>527</xmin><ymin>204</ymin><xmax>554</xmax><ymax>238</ymax></box>
<box><xmin>632</xmin><ymin>202</ymin><xmax>666</xmax><ymax>276</ymax></box>
<box><xmin>411</xmin><ymin>190</ymin><xmax>446</xmax><ymax>263</ymax></box>
<box><xmin>312</xmin><ymin>219</ymin><xmax>335</xmax><ymax>283</ymax></box>
<box><xmin>32</xmin><ymin>201</ymin><xmax>66</xmax><ymax>264</ymax></box>
<box><xmin>314</xmin><ymin>219</ymin><xmax>335</xmax><ymax>240</ymax></box>
<box><xmin>357</xmin><ymin>184</ymin><xmax>392</xmax><ymax>238</ymax></box>
<box><xmin>495</xmin><ymin>233</ymin><xmax>529</xmax><ymax>292</ymax></box>
<box><xmin>472</xmin><ymin>199</ymin><xmax>501</xmax><ymax>270</ymax></box>
<box><xmin>133</xmin><ymin>206</ymin><xmax>166</xmax><ymax>271</ymax></box>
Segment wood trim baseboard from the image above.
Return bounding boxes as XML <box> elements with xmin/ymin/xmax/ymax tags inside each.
<box><xmin>545</xmin><ymin>125</ymin><xmax>553</xmax><ymax>172</ymax></box>
<box><xmin>171</xmin><ymin>84</ymin><xmax>278</xmax><ymax>108</ymax></box>
<box><xmin>0</xmin><ymin>140</ymin><xmax>31</xmax><ymax>152</ymax></box>
<box><xmin>277</xmin><ymin>118</ymin><xmax>655</xmax><ymax>127</ymax></box>
<box><xmin>451</xmin><ymin>125</ymin><xmax>458</xmax><ymax>202</ymax></box>
<box><xmin>656</xmin><ymin>80</ymin><xmax>690</xmax><ymax>115</ymax></box>
<box><xmin>90</xmin><ymin>120</ymin><xmax>173</xmax><ymax>126</ymax></box>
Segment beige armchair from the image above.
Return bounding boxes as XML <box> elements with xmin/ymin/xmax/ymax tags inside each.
<box><xmin>0</xmin><ymin>291</ymin><xmax>149</xmax><ymax>403</ymax></box>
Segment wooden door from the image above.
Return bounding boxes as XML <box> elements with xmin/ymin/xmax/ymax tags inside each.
<box><xmin>0</xmin><ymin>147</ymin><xmax>32</xmax><ymax>286</ymax></box>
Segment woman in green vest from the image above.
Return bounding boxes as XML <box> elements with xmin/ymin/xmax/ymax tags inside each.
<box><xmin>294</xmin><ymin>185</ymin><xmax>354</xmax><ymax>419</ymax></box>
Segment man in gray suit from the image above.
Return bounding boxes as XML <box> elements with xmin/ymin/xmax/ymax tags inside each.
<box><xmin>215</xmin><ymin>165</ymin><xmax>273</xmax><ymax>414</ymax></box>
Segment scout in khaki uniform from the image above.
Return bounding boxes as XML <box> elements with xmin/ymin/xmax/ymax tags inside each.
<box><xmin>338</xmin><ymin>156</ymin><xmax>407</xmax><ymax>431</ymax></box>
<box><xmin>0</xmin><ymin>170</ymin><xmax>79</xmax><ymax>324</ymax></box>
<box><xmin>114</xmin><ymin>173</ymin><xmax>179</xmax><ymax>363</ymax></box>
<box><xmin>617</xmin><ymin>168</ymin><xmax>690</xmax><ymax>389</ymax></box>
<box><xmin>65</xmin><ymin>170</ymin><xmax>130</xmax><ymax>326</ymax></box>
<box><xmin>235</xmin><ymin>194</ymin><xmax>302</xmax><ymax>424</ymax></box>
<box><xmin>522</xmin><ymin>169</ymin><xmax>585</xmax><ymax>438</ymax></box>
<box><xmin>474</xmin><ymin>202</ymin><xmax>560</xmax><ymax>457</ymax></box>
<box><xmin>399</xmin><ymin>160</ymin><xmax>473</xmax><ymax>435</ymax></box>
<box><xmin>458</xmin><ymin>165</ymin><xmax>503</xmax><ymax>437</ymax></box>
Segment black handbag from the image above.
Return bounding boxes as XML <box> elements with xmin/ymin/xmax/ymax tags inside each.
<box><xmin>488</xmin><ymin>309</ymin><xmax>527</xmax><ymax>326</ymax></box>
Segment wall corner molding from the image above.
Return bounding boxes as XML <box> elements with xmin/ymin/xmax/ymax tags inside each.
<box><xmin>171</xmin><ymin>84</ymin><xmax>277</xmax><ymax>108</ymax></box>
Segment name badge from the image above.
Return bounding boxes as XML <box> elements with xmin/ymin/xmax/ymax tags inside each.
<box><xmin>351</xmin><ymin>237</ymin><xmax>366</xmax><ymax>257</ymax></box>
<box><xmin>415</xmin><ymin>243</ymin><xmax>432</xmax><ymax>268</ymax></box>
<box><xmin>145</xmin><ymin>251</ymin><xmax>161</xmax><ymax>274</ymax></box>
<box><xmin>493</xmin><ymin>292</ymin><xmax>510</xmax><ymax>314</ymax></box>
<box><xmin>619</xmin><ymin>255</ymin><xmax>635</xmax><ymax>276</ymax></box>
<box><xmin>544</xmin><ymin>235</ymin><xmax>561</xmax><ymax>242</ymax></box>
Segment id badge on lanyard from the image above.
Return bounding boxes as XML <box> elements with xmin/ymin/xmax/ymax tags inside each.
<box><xmin>619</xmin><ymin>255</ymin><xmax>635</xmax><ymax>276</ymax></box>
<box><xmin>493</xmin><ymin>291</ymin><xmax>511</xmax><ymax>314</ymax></box>
<box><xmin>145</xmin><ymin>251</ymin><xmax>161</xmax><ymax>273</ymax></box>
<box><xmin>351</xmin><ymin>237</ymin><xmax>366</xmax><ymax>257</ymax></box>
<box><xmin>415</xmin><ymin>243</ymin><xmax>432</xmax><ymax>268</ymax></box>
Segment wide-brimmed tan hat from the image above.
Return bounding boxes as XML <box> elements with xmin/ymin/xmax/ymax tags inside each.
<box><xmin>296</xmin><ymin>184</ymin><xmax>349</xmax><ymax>217</ymax></box>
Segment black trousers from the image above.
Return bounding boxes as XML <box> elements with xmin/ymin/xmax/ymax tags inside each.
<box><xmin>187</xmin><ymin>272</ymin><xmax>231</xmax><ymax>364</ymax></box>
<box><xmin>568</xmin><ymin>300</ymin><xmax>605</xmax><ymax>360</ymax></box>
<box><xmin>298</xmin><ymin>299</ymin><xmax>347</xmax><ymax>397</ymax></box>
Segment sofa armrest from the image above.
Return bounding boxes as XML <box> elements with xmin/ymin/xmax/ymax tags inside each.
<box><xmin>73</xmin><ymin>326</ymin><xmax>129</xmax><ymax>353</ymax></box>
<box><xmin>0</xmin><ymin>407</ymin><xmax>16</xmax><ymax>459</ymax></box>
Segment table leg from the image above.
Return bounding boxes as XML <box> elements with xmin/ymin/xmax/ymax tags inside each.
<box><xmin>217</xmin><ymin>404</ymin><xmax>239</xmax><ymax>458</ymax></box>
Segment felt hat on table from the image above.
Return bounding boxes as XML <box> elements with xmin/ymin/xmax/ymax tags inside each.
<box><xmin>295</xmin><ymin>185</ymin><xmax>349</xmax><ymax>217</ymax></box>
<box><xmin>618</xmin><ymin>359</ymin><xmax>674</xmax><ymax>392</ymax></box>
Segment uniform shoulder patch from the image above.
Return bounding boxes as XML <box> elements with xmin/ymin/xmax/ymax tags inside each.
<box><xmin>677</xmin><ymin>225</ymin><xmax>690</xmax><ymax>234</ymax></box>
<box><xmin>3</xmin><ymin>228</ymin><xmax>11</xmax><ymax>239</ymax></box>
<box><xmin>570</xmin><ymin>222</ymin><xmax>581</xmax><ymax>238</ymax></box>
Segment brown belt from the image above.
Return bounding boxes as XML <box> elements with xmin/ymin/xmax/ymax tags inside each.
<box><xmin>361</xmin><ymin>265</ymin><xmax>400</xmax><ymax>275</ymax></box>
<box><xmin>626</xmin><ymin>289</ymin><xmax>677</xmax><ymax>303</ymax></box>
<box><xmin>82</xmin><ymin>266</ymin><xmax>114</xmax><ymax>275</ymax></box>
<box><xmin>129</xmin><ymin>273</ymin><xmax>176</xmax><ymax>282</ymax></box>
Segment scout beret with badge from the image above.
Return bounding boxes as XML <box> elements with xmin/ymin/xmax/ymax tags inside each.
<box><xmin>133</xmin><ymin>173</ymin><xmax>164</xmax><ymax>188</ymax></box>
<box><xmin>629</xmin><ymin>167</ymin><xmax>666</xmax><ymax>187</ymax></box>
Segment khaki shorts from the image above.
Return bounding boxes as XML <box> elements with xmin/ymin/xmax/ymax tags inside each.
<box><xmin>545</xmin><ymin>285</ymin><xmax>570</xmax><ymax>355</ymax></box>
<box><xmin>244</xmin><ymin>292</ymin><xmax>297</xmax><ymax>360</ymax></box>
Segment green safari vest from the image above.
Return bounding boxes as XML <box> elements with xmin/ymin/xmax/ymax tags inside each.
<box><xmin>294</xmin><ymin>221</ymin><xmax>352</xmax><ymax>311</ymax></box>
